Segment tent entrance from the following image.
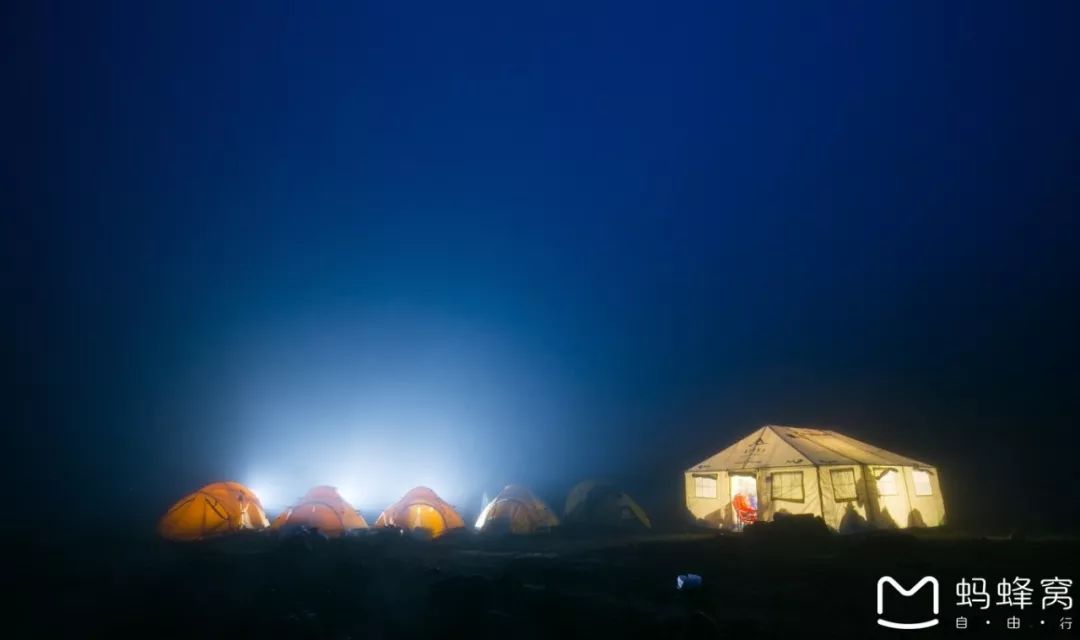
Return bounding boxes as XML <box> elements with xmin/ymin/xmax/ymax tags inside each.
<box><xmin>730</xmin><ymin>474</ymin><xmax>758</xmax><ymax>529</ymax></box>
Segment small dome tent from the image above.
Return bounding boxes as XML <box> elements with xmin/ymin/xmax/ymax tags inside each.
<box><xmin>374</xmin><ymin>486</ymin><xmax>465</xmax><ymax>538</ymax></box>
<box><xmin>271</xmin><ymin>486</ymin><xmax>368</xmax><ymax>537</ymax></box>
<box><xmin>475</xmin><ymin>485</ymin><xmax>559</xmax><ymax>534</ymax></box>
<box><xmin>158</xmin><ymin>481</ymin><xmax>270</xmax><ymax>541</ymax></box>
<box><xmin>563</xmin><ymin>480</ymin><xmax>651</xmax><ymax>530</ymax></box>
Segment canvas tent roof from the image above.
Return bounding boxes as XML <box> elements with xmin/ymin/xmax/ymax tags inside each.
<box><xmin>687</xmin><ymin>425</ymin><xmax>930</xmax><ymax>472</ymax></box>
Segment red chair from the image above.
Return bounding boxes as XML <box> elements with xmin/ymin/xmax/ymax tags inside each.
<box><xmin>733</xmin><ymin>493</ymin><xmax>758</xmax><ymax>525</ymax></box>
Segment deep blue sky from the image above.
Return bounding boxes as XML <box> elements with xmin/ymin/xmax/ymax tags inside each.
<box><xmin>7</xmin><ymin>1</ymin><xmax>1080</xmax><ymax>529</ymax></box>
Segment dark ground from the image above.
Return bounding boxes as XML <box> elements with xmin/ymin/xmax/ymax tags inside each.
<box><xmin>10</xmin><ymin>525</ymin><xmax>1079</xmax><ymax>639</ymax></box>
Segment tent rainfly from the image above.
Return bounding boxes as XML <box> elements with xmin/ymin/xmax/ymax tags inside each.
<box><xmin>563</xmin><ymin>480</ymin><xmax>651</xmax><ymax>530</ymax></box>
<box><xmin>158</xmin><ymin>482</ymin><xmax>270</xmax><ymax>541</ymax></box>
<box><xmin>271</xmin><ymin>486</ymin><xmax>368</xmax><ymax>537</ymax></box>
<box><xmin>475</xmin><ymin>485</ymin><xmax>559</xmax><ymax>534</ymax></box>
<box><xmin>685</xmin><ymin>425</ymin><xmax>946</xmax><ymax>532</ymax></box>
<box><xmin>374</xmin><ymin>486</ymin><xmax>465</xmax><ymax>538</ymax></box>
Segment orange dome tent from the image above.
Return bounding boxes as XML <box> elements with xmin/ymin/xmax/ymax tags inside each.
<box><xmin>374</xmin><ymin>486</ymin><xmax>465</xmax><ymax>538</ymax></box>
<box><xmin>270</xmin><ymin>486</ymin><xmax>368</xmax><ymax>537</ymax></box>
<box><xmin>475</xmin><ymin>485</ymin><xmax>559</xmax><ymax>534</ymax></box>
<box><xmin>158</xmin><ymin>481</ymin><xmax>270</xmax><ymax>541</ymax></box>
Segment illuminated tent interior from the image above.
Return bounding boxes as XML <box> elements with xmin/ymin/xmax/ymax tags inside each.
<box><xmin>374</xmin><ymin>486</ymin><xmax>465</xmax><ymax>538</ymax></box>
<box><xmin>562</xmin><ymin>480</ymin><xmax>651</xmax><ymax>530</ymax></box>
<box><xmin>685</xmin><ymin>425</ymin><xmax>946</xmax><ymax>532</ymax></box>
<box><xmin>158</xmin><ymin>481</ymin><xmax>270</xmax><ymax>541</ymax></box>
<box><xmin>270</xmin><ymin>485</ymin><xmax>368</xmax><ymax>537</ymax></box>
<box><xmin>475</xmin><ymin>485</ymin><xmax>560</xmax><ymax>534</ymax></box>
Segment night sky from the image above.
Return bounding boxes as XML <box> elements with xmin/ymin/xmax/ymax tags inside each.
<box><xmin>7</xmin><ymin>1</ymin><xmax>1080</xmax><ymax>532</ymax></box>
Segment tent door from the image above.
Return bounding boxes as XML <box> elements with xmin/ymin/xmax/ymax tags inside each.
<box><xmin>730</xmin><ymin>474</ymin><xmax>759</xmax><ymax>529</ymax></box>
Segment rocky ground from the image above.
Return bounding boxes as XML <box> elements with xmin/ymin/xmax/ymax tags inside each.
<box><xmin>10</xmin><ymin>523</ymin><xmax>1079</xmax><ymax>639</ymax></box>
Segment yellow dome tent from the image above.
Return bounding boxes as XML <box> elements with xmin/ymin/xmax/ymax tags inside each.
<box><xmin>270</xmin><ymin>486</ymin><xmax>368</xmax><ymax>537</ymax></box>
<box><xmin>563</xmin><ymin>480</ymin><xmax>651</xmax><ymax>530</ymax></box>
<box><xmin>475</xmin><ymin>485</ymin><xmax>559</xmax><ymax>534</ymax></box>
<box><xmin>374</xmin><ymin>486</ymin><xmax>465</xmax><ymax>538</ymax></box>
<box><xmin>158</xmin><ymin>481</ymin><xmax>270</xmax><ymax>541</ymax></box>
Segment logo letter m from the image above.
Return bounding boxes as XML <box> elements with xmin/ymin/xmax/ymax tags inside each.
<box><xmin>877</xmin><ymin>576</ymin><xmax>940</xmax><ymax>630</ymax></box>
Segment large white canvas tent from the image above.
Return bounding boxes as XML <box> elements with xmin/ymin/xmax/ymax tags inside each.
<box><xmin>685</xmin><ymin>425</ymin><xmax>945</xmax><ymax>532</ymax></box>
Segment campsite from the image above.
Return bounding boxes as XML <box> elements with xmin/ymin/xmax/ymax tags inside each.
<box><xmin>153</xmin><ymin>426</ymin><xmax>947</xmax><ymax>544</ymax></box>
<box><xmin>16</xmin><ymin>426</ymin><xmax>1076</xmax><ymax>638</ymax></box>
<box><xmin>10</xmin><ymin>1</ymin><xmax>1080</xmax><ymax>638</ymax></box>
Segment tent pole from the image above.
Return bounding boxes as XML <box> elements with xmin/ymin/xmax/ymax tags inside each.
<box><xmin>816</xmin><ymin>465</ymin><xmax>826</xmax><ymax>526</ymax></box>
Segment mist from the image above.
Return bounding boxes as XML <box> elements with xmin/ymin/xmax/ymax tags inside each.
<box><xmin>6</xmin><ymin>0</ymin><xmax>1080</xmax><ymax>535</ymax></box>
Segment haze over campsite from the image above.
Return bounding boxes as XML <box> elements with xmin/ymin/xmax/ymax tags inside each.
<box><xmin>7</xmin><ymin>1</ymin><xmax>1080</xmax><ymax>637</ymax></box>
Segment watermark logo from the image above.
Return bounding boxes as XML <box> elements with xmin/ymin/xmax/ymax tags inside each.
<box><xmin>878</xmin><ymin>576</ymin><xmax>1072</xmax><ymax>631</ymax></box>
<box><xmin>877</xmin><ymin>576</ymin><xmax>940</xmax><ymax>630</ymax></box>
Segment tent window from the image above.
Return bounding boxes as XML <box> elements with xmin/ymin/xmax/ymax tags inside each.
<box><xmin>771</xmin><ymin>471</ymin><xmax>805</xmax><ymax>502</ymax></box>
<box><xmin>876</xmin><ymin>468</ymin><xmax>899</xmax><ymax>496</ymax></box>
<box><xmin>912</xmin><ymin>470</ymin><xmax>933</xmax><ymax>496</ymax></box>
<box><xmin>830</xmin><ymin>468</ymin><xmax>857</xmax><ymax>501</ymax></box>
<box><xmin>693</xmin><ymin>474</ymin><xmax>718</xmax><ymax>499</ymax></box>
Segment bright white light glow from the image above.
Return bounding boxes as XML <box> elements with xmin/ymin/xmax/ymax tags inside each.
<box><xmin>229</xmin><ymin>318</ymin><xmax>573</xmax><ymax>520</ymax></box>
<box><xmin>474</xmin><ymin>500</ymin><xmax>494</xmax><ymax>529</ymax></box>
<box><xmin>245</xmin><ymin>476</ymin><xmax>289</xmax><ymax>514</ymax></box>
<box><xmin>242</xmin><ymin>420</ymin><xmax>470</xmax><ymax>517</ymax></box>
